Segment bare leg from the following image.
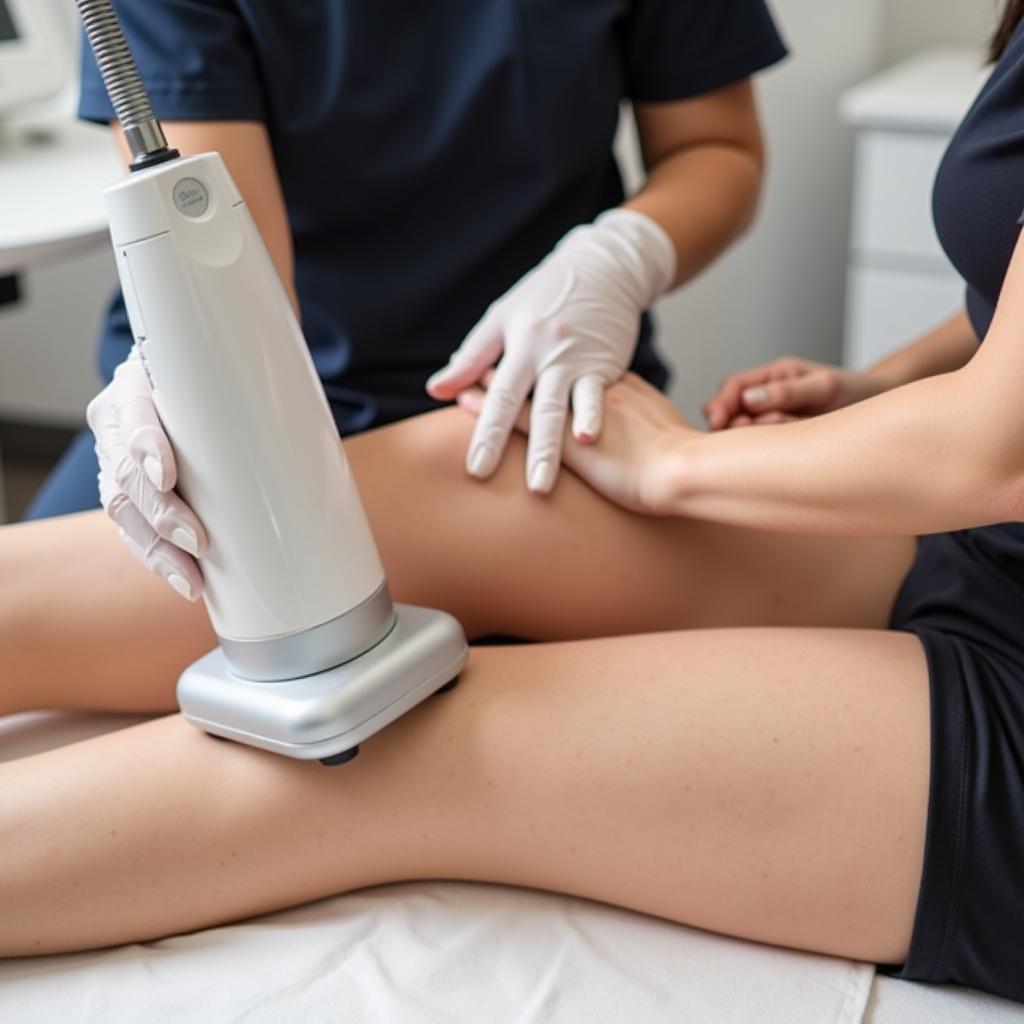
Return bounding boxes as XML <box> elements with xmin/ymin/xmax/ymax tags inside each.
<box><xmin>0</xmin><ymin>627</ymin><xmax>929</xmax><ymax>964</ymax></box>
<box><xmin>1</xmin><ymin>410</ymin><xmax>914</xmax><ymax>714</ymax></box>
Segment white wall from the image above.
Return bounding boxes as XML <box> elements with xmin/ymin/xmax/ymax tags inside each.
<box><xmin>883</xmin><ymin>0</ymin><xmax>993</xmax><ymax>61</ymax></box>
<box><xmin>642</xmin><ymin>0</ymin><xmax>995</xmax><ymax>420</ymax></box>
<box><xmin>644</xmin><ymin>0</ymin><xmax>887</xmax><ymax>419</ymax></box>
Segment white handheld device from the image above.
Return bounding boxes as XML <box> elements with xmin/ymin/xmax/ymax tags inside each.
<box><xmin>77</xmin><ymin>0</ymin><xmax>467</xmax><ymax>764</ymax></box>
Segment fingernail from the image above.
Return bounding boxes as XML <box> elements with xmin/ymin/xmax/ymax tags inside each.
<box><xmin>468</xmin><ymin>445</ymin><xmax>495</xmax><ymax>478</ymax></box>
<box><xmin>743</xmin><ymin>387</ymin><xmax>768</xmax><ymax>406</ymax></box>
<box><xmin>143</xmin><ymin>455</ymin><xmax>164</xmax><ymax>488</ymax></box>
<box><xmin>171</xmin><ymin>527</ymin><xmax>199</xmax><ymax>557</ymax></box>
<box><xmin>167</xmin><ymin>574</ymin><xmax>193</xmax><ymax>601</ymax></box>
<box><xmin>577</xmin><ymin>416</ymin><xmax>599</xmax><ymax>440</ymax></box>
<box><xmin>426</xmin><ymin>370</ymin><xmax>450</xmax><ymax>393</ymax></box>
<box><xmin>529</xmin><ymin>461</ymin><xmax>555</xmax><ymax>494</ymax></box>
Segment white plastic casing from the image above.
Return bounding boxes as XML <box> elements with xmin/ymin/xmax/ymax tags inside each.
<box><xmin>103</xmin><ymin>153</ymin><xmax>387</xmax><ymax>648</ymax></box>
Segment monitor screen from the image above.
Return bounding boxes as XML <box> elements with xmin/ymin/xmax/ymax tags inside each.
<box><xmin>0</xmin><ymin>1</ymin><xmax>18</xmax><ymax>44</ymax></box>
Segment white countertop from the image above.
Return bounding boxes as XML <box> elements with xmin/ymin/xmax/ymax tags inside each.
<box><xmin>840</xmin><ymin>47</ymin><xmax>988</xmax><ymax>133</ymax></box>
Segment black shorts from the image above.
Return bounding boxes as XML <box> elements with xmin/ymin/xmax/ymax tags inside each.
<box><xmin>885</xmin><ymin>523</ymin><xmax>1024</xmax><ymax>1004</ymax></box>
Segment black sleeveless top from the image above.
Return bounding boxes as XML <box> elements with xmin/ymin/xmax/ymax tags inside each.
<box><xmin>934</xmin><ymin>23</ymin><xmax>1024</xmax><ymax>337</ymax></box>
<box><xmin>885</xmin><ymin>28</ymin><xmax>1024</xmax><ymax>1002</ymax></box>
<box><xmin>892</xmin><ymin>25</ymin><xmax>1024</xmax><ymax>649</ymax></box>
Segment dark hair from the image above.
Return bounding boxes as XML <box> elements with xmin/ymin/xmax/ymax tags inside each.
<box><xmin>992</xmin><ymin>0</ymin><xmax>1024</xmax><ymax>61</ymax></box>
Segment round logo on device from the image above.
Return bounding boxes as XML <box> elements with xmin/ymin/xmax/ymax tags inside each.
<box><xmin>173</xmin><ymin>178</ymin><xmax>210</xmax><ymax>218</ymax></box>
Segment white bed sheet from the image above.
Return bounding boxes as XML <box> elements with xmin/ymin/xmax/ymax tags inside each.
<box><xmin>2</xmin><ymin>712</ymin><xmax>1021</xmax><ymax>1024</ymax></box>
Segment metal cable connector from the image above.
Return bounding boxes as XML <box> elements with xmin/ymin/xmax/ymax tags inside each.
<box><xmin>74</xmin><ymin>0</ymin><xmax>178</xmax><ymax>170</ymax></box>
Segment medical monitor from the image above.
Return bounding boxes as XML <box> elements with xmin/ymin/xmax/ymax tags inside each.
<box><xmin>0</xmin><ymin>0</ymin><xmax>68</xmax><ymax>116</ymax></box>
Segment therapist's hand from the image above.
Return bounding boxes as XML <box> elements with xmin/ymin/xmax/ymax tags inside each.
<box><xmin>427</xmin><ymin>209</ymin><xmax>676</xmax><ymax>494</ymax></box>
<box><xmin>458</xmin><ymin>372</ymin><xmax>694</xmax><ymax>517</ymax></box>
<box><xmin>87</xmin><ymin>348</ymin><xmax>208</xmax><ymax>601</ymax></box>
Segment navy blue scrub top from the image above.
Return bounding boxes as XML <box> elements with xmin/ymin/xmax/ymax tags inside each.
<box><xmin>81</xmin><ymin>0</ymin><xmax>787</xmax><ymax>435</ymax></box>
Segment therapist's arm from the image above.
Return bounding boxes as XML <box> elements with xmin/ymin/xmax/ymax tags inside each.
<box><xmin>90</xmin><ymin>120</ymin><xmax>301</xmax><ymax>602</ymax></box>
<box><xmin>429</xmin><ymin>78</ymin><xmax>769</xmax><ymax>493</ymax></box>
<box><xmin>626</xmin><ymin>80</ymin><xmax>765</xmax><ymax>289</ymax></box>
<box><xmin>111</xmin><ymin>121</ymin><xmax>299</xmax><ymax>314</ymax></box>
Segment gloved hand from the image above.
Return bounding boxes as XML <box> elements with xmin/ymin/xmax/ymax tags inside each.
<box><xmin>86</xmin><ymin>348</ymin><xmax>207</xmax><ymax>601</ymax></box>
<box><xmin>427</xmin><ymin>208</ymin><xmax>676</xmax><ymax>494</ymax></box>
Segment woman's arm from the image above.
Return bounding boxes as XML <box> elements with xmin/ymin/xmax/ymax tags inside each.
<box><xmin>627</xmin><ymin>81</ymin><xmax>765</xmax><ymax>288</ymax></box>
<box><xmin>671</xmin><ymin>253</ymin><xmax>1024</xmax><ymax>534</ymax></box>
<box><xmin>674</xmin><ymin>371</ymin><xmax>990</xmax><ymax>535</ymax></box>
<box><xmin>867</xmin><ymin>309</ymin><xmax>979</xmax><ymax>390</ymax></box>
<box><xmin>704</xmin><ymin>310</ymin><xmax>979</xmax><ymax>429</ymax></box>
<box><xmin>112</xmin><ymin>120</ymin><xmax>298</xmax><ymax>313</ymax></box>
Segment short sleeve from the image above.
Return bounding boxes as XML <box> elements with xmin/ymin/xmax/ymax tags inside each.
<box><xmin>623</xmin><ymin>0</ymin><xmax>788</xmax><ymax>103</ymax></box>
<box><xmin>78</xmin><ymin>0</ymin><xmax>266</xmax><ymax>124</ymax></box>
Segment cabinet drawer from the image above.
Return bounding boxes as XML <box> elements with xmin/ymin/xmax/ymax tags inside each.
<box><xmin>850</xmin><ymin>131</ymin><xmax>952</xmax><ymax>265</ymax></box>
<box><xmin>844</xmin><ymin>265</ymin><xmax>965</xmax><ymax>369</ymax></box>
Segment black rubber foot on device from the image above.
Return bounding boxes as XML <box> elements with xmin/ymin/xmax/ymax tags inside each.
<box><xmin>321</xmin><ymin>747</ymin><xmax>360</xmax><ymax>766</ymax></box>
<box><xmin>435</xmin><ymin>676</ymin><xmax>460</xmax><ymax>696</ymax></box>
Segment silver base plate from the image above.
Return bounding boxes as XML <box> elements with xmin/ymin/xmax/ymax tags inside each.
<box><xmin>177</xmin><ymin>604</ymin><xmax>468</xmax><ymax>761</ymax></box>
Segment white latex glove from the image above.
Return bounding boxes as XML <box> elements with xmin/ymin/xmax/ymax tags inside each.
<box><xmin>86</xmin><ymin>347</ymin><xmax>208</xmax><ymax>601</ymax></box>
<box><xmin>426</xmin><ymin>208</ymin><xmax>676</xmax><ymax>494</ymax></box>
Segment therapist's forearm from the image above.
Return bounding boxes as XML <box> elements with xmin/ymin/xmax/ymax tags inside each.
<box><xmin>625</xmin><ymin>142</ymin><xmax>762</xmax><ymax>290</ymax></box>
<box><xmin>866</xmin><ymin>310</ymin><xmax>979</xmax><ymax>391</ymax></box>
<box><xmin>670</xmin><ymin>365</ymin><xmax>1015</xmax><ymax>537</ymax></box>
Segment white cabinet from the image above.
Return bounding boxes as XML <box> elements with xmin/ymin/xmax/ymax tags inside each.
<box><xmin>840</xmin><ymin>48</ymin><xmax>986</xmax><ymax>368</ymax></box>
<box><xmin>0</xmin><ymin>107</ymin><xmax>122</xmax><ymax>426</ymax></box>
<box><xmin>0</xmin><ymin>247</ymin><xmax>115</xmax><ymax>425</ymax></box>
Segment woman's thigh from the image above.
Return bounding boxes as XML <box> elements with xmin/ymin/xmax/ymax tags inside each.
<box><xmin>356</xmin><ymin>410</ymin><xmax>916</xmax><ymax>639</ymax></box>
<box><xmin>1</xmin><ymin>409</ymin><xmax>915</xmax><ymax>713</ymax></box>
<box><xmin>0</xmin><ymin>625</ymin><xmax>930</xmax><ymax>964</ymax></box>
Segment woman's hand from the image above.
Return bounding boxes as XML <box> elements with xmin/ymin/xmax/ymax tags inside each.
<box><xmin>427</xmin><ymin>209</ymin><xmax>676</xmax><ymax>495</ymax></box>
<box><xmin>458</xmin><ymin>373</ymin><xmax>695</xmax><ymax>517</ymax></box>
<box><xmin>703</xmin><ymin>357</ymin><xmax>885</xmax><ymax>430</ymax></box>
<box><xmin>87</xmin><ymin>349</ymin><xmax>208</xmax><ymax>601</ymax></box>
